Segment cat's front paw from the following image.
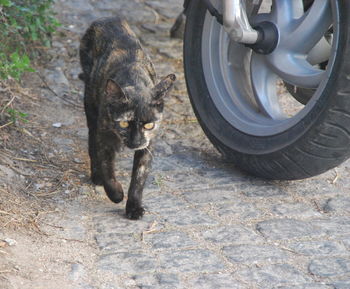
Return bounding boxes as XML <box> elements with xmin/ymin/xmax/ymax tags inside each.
<box><xmin>104</xmin><ymin>181</ymin><xmax>124</xmax><ymax>203</ymax></box>
<box><xmin>126</xmin><ymin>206</ymin><xmax>145</xmax><ymax>220</ymax></box>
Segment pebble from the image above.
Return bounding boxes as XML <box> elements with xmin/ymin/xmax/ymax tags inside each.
<box><xmin>52</xmin><ymin>122</ymin><xmax>62</xmax><ymax>128</ymax></box>
<box><xmin>4</xmin><ymin>238</ymin><xmax>17</xmax><ymax>246</ymax></box>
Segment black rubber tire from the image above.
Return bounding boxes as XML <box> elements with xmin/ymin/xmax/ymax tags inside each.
<box><xmin>184</xmin><ymin>0</ymin><xmax>350</xmax><ymax>180</ymax></box>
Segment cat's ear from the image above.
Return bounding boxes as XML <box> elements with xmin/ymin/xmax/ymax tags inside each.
<box><xmin>105</xmin><ymin>79</ymin><xmax>128</xmax><ymax>102</ymax></box>
<box><xmin>151</xmin><ymin>74</ymin><xmax>176</xmax><ymax>105</ymax></box>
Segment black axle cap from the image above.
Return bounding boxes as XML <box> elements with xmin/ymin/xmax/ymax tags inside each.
<box><xmin>247</xmin><ymin>21</ymin><xmax>279</xmax><ymax>55</ymax></box>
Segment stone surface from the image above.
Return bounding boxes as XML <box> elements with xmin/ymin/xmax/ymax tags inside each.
<box><xmin>223</xmin><ymin>244</ymin><xmax>288</xmax><ymax>264</ymax></box>
<box><xmin>160</xmin><ymin>207</ymin><xmax>219</xmax><ymax>226</ymax></box>
<box><xmin>201</xmin><ymin>225</ymin><xmax>264</xmax><ymax>245</ymax></box>
<box><xmin>312</xmin><ymin>218</ymin><xmax>350</xmax><ymax>236</ymax></box>
<box><xmin>256</xmin><ymin>219</ymin><xmax>323</xmax><ymax>240</ymax></box>
<box><xmin>308</xmin><ymin>258</ymin><xmax>350</xmax><ymax>277</ymax></box>
<box><xmin>145</xmin><ymin>0</ymin><xmax>184</xmax><ymax>19</ymax></box>
<box><xmin>143</xmin><ymin>231</ymin><xmax>197</xmax><ymax>249</ymax></box>
<box><xmin>323</xmin><ymin>196</ymin><xmax>350</xmax><ymax>213</ymax></box>
<box><xmin>159</xmin><ymin>249</ymin><xmax>225</xmax><ymax>273</ymax></box>
<box><xmin>95</xmin><ymin>232</ymin><xmax>143</xmax><ymax>252</ymax></box>
<box><xmin>131</xmin><ymin>274</ymin><xmax>185</xmax><ymax>289</ymax></box>
<box><xmin>287</xmin><ymin>241</ymin><xmax>347</xmax><ymax>256</ymax></box>
<box><xmin>69</xmin><ymin>263</ymin><xmax>86</xmax><ymax>281</ymax></box>
<box><xmin>243</xmin><ymin>185</ymin><xmax>288</xmax><ymax>198</ymax></box>
<box><xmin>269</xmin><ymin>202</ymin><xmax>322</xmax><ymax>218</ymax></box>
<box><xmin>187</xmin><ymin>273</ymin><xmax>245</xmax><ymax>289</ymax></box>
<box><xmin>236</xmin><ymin>264</ymin><xmax>312</xmax><ymax>288</ymax></box>
<box><xmin>214</xmin><ymin>201</ymin><xmax>263</xmax><ymax>220</ymax></box>
<box><xmin>274</xmin><ymin>284</ymin><xmax>332</xmax><ymax>289</ymax></box>
<box><xmin>98</xmin><ymin>252</ymin><xmax>157</xmax><ymax>274</ymax></box>
<box><xmin>333</xmin><ymin>280</ymin><xmax>350</xmax><ymax>289</ymax></box>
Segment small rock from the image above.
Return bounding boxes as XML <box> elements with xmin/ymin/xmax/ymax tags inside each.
<box><xmin>52</xmin><ymin>122</ymin><xmax>62</xmax><ymax>128</ymax></box>
<box><xmin>44</xmin><ymin>67</ymin><xmax>69</xmax><ymax>87</ymax></box>
<box><xmin>34</xmin><ymin>183</ymin><xmax>45</xmax><ymax>190</ymax></box>
<box><xmin>4</xmin><ymin>238</ymin><xmax>17</xmax><ymax>246</ymax></box>
<box><xmin>69</xmin><ymin>263</ymin><xmax>86</xmax><ymax>281</ymax></box>
<box><xmin>94</xmin><ymin>186</ymin><xmax>105</xmax><ymax>195</ymax></box>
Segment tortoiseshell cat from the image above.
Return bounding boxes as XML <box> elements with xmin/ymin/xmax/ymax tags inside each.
<box><xmin>79</xmin><ymin>16</ymin><xmax>175</xmax><ymax>219</ymax></box>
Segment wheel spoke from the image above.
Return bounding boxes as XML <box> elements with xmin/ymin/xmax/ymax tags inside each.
<box><xmin>251</xmin><ymin>53</ymin><xmax>284</xmax><ymax>120</ymax></box>
<box><xmin>287</xmin><ymin>0</ymin><xmax>332</xmax><ymax>54</ymax></box>
<box><xmin>307</xmin><ymin>36</ymin><xmax>332</xmax><ymax>65</ymax></box>
<box><xmin>266</xmin><ymin>52</ymin><xmax>325</xmax><ymax>88</ymax></box>
<box><xmin>271</xmin><ymin>0</ymin><xmax>304</xmax><ymax>27</ymax></box>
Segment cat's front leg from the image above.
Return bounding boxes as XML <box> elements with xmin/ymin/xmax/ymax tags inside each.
<box><xmin>126</xmin><ymin>145</ymin><xmax>153</xmax><ymax>220</ymax></box>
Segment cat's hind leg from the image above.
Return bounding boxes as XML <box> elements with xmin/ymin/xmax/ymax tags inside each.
<box><xmin>126</xmin><ymin>145</ymin><xmax>153</xmax><ymax>220</ymax></box>
<box><xmin>97</xmin><ymin>132</ymin><xmax>124</xmax><ymax>203</ymax></box>
<box><xmin>79</xmin><ymin>26</ymin><xmax>94</xmax><ymax>83</ymax></box>
<box><xmin>84</xmin><ymin>98</ymin><xmax>104</xmax><ymax>185</ymax></box>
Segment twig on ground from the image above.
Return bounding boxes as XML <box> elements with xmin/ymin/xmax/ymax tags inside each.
<box><xmin>331</xmin><ymin>168</ymin><xmax>339</xmax><ymax>184</ymax></box>
<box><xmin>0</xmin><ymin>210</ymin><xmax>14</xmax><ymax>216</ymax></box>
<box><xmin>0</xmin><ymin>270</ymin><xmax>12</xmax><ymax>274</ymax></box>
<box><xmin>0</xmin><ymin>188</ymin><xmax>9</xmax><ymax>194</ymax></box>
<box><xmin>13</xmin><ymin>157</ymin><xmax>37</xmax><ymax>163</ymax></box>
<box><xmin>6</xmin><ymin>163</ymin><xmax>32</xmax><ymax>177</ymax></box>
<box><xmin>0</xmin><ymin>121</ymin><xmax>14</xmax><ymax>129</ymax></box>
<box><xmin>141</xmin><ymin>220</ymin><xmax>158</xmax><ymax>241</ymax></box>
<box><xmin>34</xmin><ymin>191</ymin><xmax>60</xmax><ymax>197</ymax></box>
<box><xmin>0</xmin><ymin>94</ymin><xmax>16</xmax><ymax>114</ymax></box>
<box><xmin>39</xmin><ymin>221</ymin><xmax>64</xmax><ymax>230</ymax></box>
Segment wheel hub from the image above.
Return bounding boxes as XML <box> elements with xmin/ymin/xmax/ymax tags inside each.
<box><xmin>247</xmin><ymin>21</ymin><xmax>279</xmax><ymax>55</ymax></box>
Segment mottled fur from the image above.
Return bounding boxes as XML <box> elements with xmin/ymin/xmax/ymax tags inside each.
<box><xmin>79</xmin><ymin>16</ymin><xmax>175</xmax><ymax>219</ymax></box>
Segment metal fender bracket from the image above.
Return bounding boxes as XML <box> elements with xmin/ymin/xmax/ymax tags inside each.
<box><xmin>203</xmin><ymin>0</ymin><xmax>260</xmax><ymax>45</ymax></box>
<box><xmin>223</xmin><ymin>0</ymin><xmax>259</xmax><ymax>44</ymax></box>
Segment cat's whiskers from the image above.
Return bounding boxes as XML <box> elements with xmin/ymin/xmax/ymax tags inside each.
<box><xmin>145</xmin><ymin>146</ymin><xmax>154</xmax><ymax>159</ymax></box>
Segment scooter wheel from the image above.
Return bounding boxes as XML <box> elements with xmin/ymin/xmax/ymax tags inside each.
<box><xmin>184</xmin><ymin>0</ymin><xmax>350</xmax><ymax>180</ymax></box>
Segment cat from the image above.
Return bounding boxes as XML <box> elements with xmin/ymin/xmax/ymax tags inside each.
<box><xmin>79</xmin><ymin>16</ymin><xmax>175</xmax><ymax>219</ymax></box>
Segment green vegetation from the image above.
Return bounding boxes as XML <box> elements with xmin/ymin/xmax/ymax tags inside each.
<box><xmin>5</xmin><ymin>108</ymin><xmax>29</xmax><ymax>124</ymax></box>
<box><xmin>0</xmin><ymin>0</ymin><xmax>59</xmax><ymax>126</ymax></box>
<box><xmin>0</xmin><ymin>0</ymin><xmax>60</xmax><ymax>81</ymax></box>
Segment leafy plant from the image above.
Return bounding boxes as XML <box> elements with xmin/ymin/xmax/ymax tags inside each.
<box><xmin>5</xmin><ymin>108</ymin><xmax>28</xmax><ymax>124</ymax></box>
<box><xmin>0</xmin><ymin>0</ymin><xmax>60</xmax><ymax>80</ymax></box>
<box><xmin>0</xmin><ymin>52</ymin><xmax>35</xmax><ymax>81</ymax></box>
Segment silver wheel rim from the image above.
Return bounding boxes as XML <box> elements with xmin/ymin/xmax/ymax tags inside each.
<box><xmin>202</xmin><ymin>0</ymin><xmax>338</xmax><ymax>136</ymax></box>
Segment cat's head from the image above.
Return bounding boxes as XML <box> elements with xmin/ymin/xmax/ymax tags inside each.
<box><xmin>105</xmin><ymin>74</ymin><xmax>176</xmax><ymax>150</ymax></box>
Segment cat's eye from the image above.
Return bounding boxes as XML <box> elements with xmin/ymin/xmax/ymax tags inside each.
<box><xmin>143</xmin><ymin>122</ymin><xmax>155</xmax><ymax>130</ymax></box>
<box><xmin>119</xmin><ymin>121</ymin><xmax>129</xmax><ymax>128</ymax></box>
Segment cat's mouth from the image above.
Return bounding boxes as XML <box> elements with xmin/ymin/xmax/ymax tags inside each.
<box><xmin>126</xmin><ymin>141</ymin><xmax>149</xmax><ymax>151</ymax></box>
